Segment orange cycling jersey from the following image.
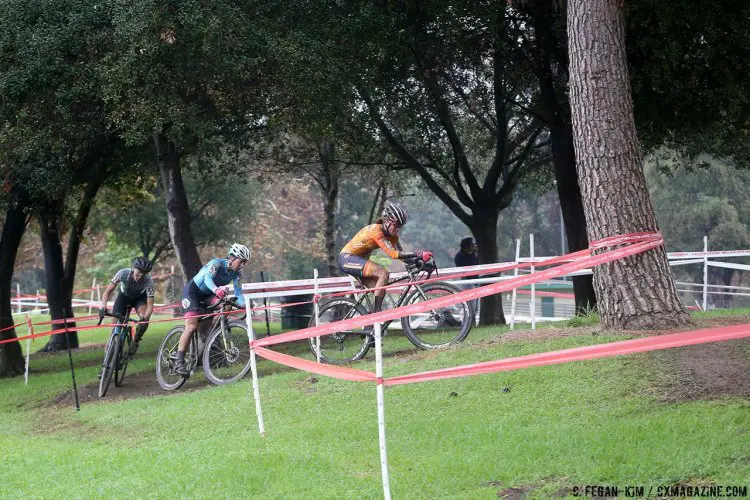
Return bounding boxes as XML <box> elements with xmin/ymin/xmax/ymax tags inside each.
<box><xmin>341</xmin><ymin>224</ymin><xmax>403</xmax><ymax>259</ymax></box>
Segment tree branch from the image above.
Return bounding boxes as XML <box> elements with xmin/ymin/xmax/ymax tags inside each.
<box><xmin>487</xmin><ymin>10</ymin><xmax>508</xmax><ymax>195</ymax></box>
<box><xmin>361</xmin><ymin>92</ymin><xmax>473</xmax><ymax>225</ymax></box>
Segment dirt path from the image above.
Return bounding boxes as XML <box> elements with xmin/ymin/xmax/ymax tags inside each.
<box><xmin>52</xmin><ymin>369</ymin><xmax>213</xmax><ymax>407</ymax></box>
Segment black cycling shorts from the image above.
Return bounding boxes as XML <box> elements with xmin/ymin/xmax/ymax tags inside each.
<box><xmin>338</xmin><ymin>253</ymin><xmax>369</xmax><ymax>278</ymax></box>
<box><xmin>182</xmin><ymin>280</ymin><xmax>213</xmax><ymax>317</ymax></box>
<box><xmin>112</xmin><ymin>292</ymin><xmax>148</xmax><ymax>317</ymax></box>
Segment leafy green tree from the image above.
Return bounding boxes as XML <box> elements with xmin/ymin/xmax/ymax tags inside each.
<box><xmin>627</xmin><ymin>0</ymin><xmax>750</xmax><ymax>166</ymax></box>
<box><xmin>0</xmin><ymin>0</ymin><xmax>124</xmax><ymax>351</ymax></box>
<box><xmin>647</xmin><ymin>155</ymin><xmax>750</xmax><ymax>298</ymax></box>
<box><xmin>90</xmin><ymin>168</ymin><xmax>260</xmax><ymax>264</ymax></box>
<box><xmin>100</xmin><ymin>0</ymin><xmax>268</xmax><ymax>278</ymax></box>
<box><xmin>268</xmin><ymin>0</ymin><xmax>551</xmax><ymax>324</ymax></box>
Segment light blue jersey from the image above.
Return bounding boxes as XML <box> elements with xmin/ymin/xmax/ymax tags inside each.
<box><xmin>192</xmin><ymin>258</ymin><xmax>245</xmax><ymax>306</ymax></box>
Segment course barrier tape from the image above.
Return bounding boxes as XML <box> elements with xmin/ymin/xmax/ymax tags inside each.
<box><xmin>254</xmin><ymin>347</ymin><xmax>377</xmax><ymax>382</ymax></box>
<box><xmin>383</xmin><ymin>323</ymin><xmax>750</xmax><ymax>386</ymax></box>
<box><xmin>251</xmin><ymin>323</ymin><xmax>750</xmax><ymax>386</ymax></box>
<box><xmin>0</xmin><ymin>294</ymin><xmax>327</xmax><ymax>345</ymax></box>
<box><xmin>251</xmin><ymin>233</ymin><xmax>664</xmax><ymax>348</ymax></box>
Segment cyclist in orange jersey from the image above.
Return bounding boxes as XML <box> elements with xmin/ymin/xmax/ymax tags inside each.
<box><xmin>338</xmin><ymin>201</ymin><xmax>432</xmax><ymax>314</ymax></box>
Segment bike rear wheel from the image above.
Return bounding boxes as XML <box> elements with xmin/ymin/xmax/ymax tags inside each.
<box><xmin>202</xmin><ymin>321</ymin><xmax>252</xmax><ymax>385</ymax></box>
<box><xmin>156</xmin><ymin>326</ymin><xmax>190</xmax><ymax>391</ymax></box>
<box><xmin>402</xmin><ymin>282</ymin><xmax>472</xmax><ymax>349</ymax></box>
<box><xmin>308</xmin><ymin>298</ymin><xmax>371</xmax><ymax>364</ymax></box>
<box><xmin>114</xmin><ymin>329</ymin><xmax>131</xmax><ymax>387</ymax></box>
<box><xmin>98</xmin><ymin>334</ymin><xmax>118</xmax><ymax>398</ymax></box>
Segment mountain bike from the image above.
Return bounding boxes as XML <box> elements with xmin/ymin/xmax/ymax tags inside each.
<box><xmin>156</xmin><ymin>298</ymin><xmax>251</xmax><ymax>390</ymax></box>
<box><xmin>98</xmin><ymin>309</ymin><xmax>138</xmax><ymax>398</ymax></box>
<box><xmin>308</xmin><ymin>258</ymin><xmax>473</xmax><ymax>364</ymax></box>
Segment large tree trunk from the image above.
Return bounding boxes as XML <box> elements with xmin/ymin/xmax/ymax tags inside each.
<box><xmin>155</xmin><ymin>133</ymin><xmax>202</xmax><ymax>279</ymax></box>
<box><xmin>568</xmin><ymin>0</ymin><xmax>690</xmax><ymax>329</ymax></box>
<box><xmin>38</xmin><ymin>200</ymin><xmax>79</xmax><ymax>351</ymax></box>
<box><xmin>0</xmin><ymin>194</ymin><xmax>28</xmax><ymax>376</ymax></box>
<box><xmin>472</xmin><ymin>212</ymin><xmax>506</xmax><ymax>325</ymax></box>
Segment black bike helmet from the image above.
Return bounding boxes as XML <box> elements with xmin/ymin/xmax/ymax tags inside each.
<box><xmin>132</xmin><ymin>256</ymin><xmax>153</xmax><ymax>273</ymax></box>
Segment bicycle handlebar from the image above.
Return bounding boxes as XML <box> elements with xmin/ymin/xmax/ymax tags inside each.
<box><xmin>404</xmin><ymin>257</ymin><xmax>438</xmax><ymax>277</ymax></box>
<box><xmin>97</xmin><ymin>311</ymin><xmax>139</xmax><ymax>326</ymax></box>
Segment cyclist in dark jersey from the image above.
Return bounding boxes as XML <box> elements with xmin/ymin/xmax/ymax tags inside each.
<box><xmin>173</xmin><ymin>243</ymin><xmax>250</xmax><ymax>376</ymax></box>
<box><xmin>338</xmin><ymin>201</ymin><xmax>432</xmax><ymax>314</ymax></box>
<box><xmin>99</xmin><ymin>257</ymin><xmax>155</xmax><ymax>357</ymax></box>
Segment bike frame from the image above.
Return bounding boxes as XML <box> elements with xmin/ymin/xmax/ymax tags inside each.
<box><xmin>103</xmin><ymin>306</ymin><xmax>135</xmax><ymax>353</ymax></box>
<box><xmin>185</xmin><ymin>301</ymin><xmax>235</xmax><ymax>369</ymax></box>
<box><xmin>347</xmin><ymin>267</ymin><xmax>433</xmax><ymax>335</ymax></box>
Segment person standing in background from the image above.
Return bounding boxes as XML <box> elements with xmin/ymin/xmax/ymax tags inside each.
<box><xmin>454</xmin><ymin>237</ymin><xmax>479</xmax><ymax>323</ymax></box>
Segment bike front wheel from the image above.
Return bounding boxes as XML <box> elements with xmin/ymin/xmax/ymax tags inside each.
<box><xmin>98</xmin><ymin>334</ymin><xmax>118</xmax><ymax>398</ymax></box>
<box><xmin>114</xmin><ymin>330</ymin><xmax>131</xmax><ymax>387</ymax></box>
<box><xmin>202</xmin><ymin>321</ymin><xmax>252</xmax><ymax>385</ymax></box>
<box><xmin>401</xmin><ymin>282</ymin><xmax>472</xmax><ymax>349</ymax></box>
<box><xmin>308</xmin><ymin>298</ymin><xmax>371</xmax><ymax>364</ymax></box>
<box><xmin>156</xmin><ymin>326</ymin><xmax>189</xmax><ymax>391</ymax></box>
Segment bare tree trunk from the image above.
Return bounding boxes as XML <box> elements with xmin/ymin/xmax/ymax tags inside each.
<box><xmin>568</xmin><ymin>0</ymin><xmax>690</xmax><ymax>329</ymax></box>
<box><xmin>367</xmin><ymin>181</ymin><xmax>385</xmax><ymax>225</ymax></box>
<box><xmin>472</xmin><ymin>212</ymin><xmax>506</xmax><ymax>325</ymax></box>
<box><xmin>155</xmin><ymin>133</ymin><xmax>202</xmax><ymax>279</ymax></box>
<box><xmin>63</xmin><ymin>178</ymin><xmax>102</xmax><ymax>314</ymax></box>
<box><xmin>38</xmin><ymin>200</ymin><xmax>79</xmax><ymax>351</ymax></box>
<box><xmin>532</xmin><ymin>2</ymin><xmax>597</xmax><ymax>315</ymax></box>
<box><xmin>320</xmin><ymin>141</ymin><xmax>340</xmax><ymax>278</ymax></box>
<box><xmin>550</xmin><ymin>124</ymin><xmax>597</xmax><ymax>314</ymax></box>
<box><xmin>0</xmin><ymin>193</ymin><xmax>28</xmax><ymax>376</ymax></box>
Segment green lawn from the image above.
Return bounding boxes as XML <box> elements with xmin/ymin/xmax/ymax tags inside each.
<box><xmin>0</xmin><ymin>312</ymin><xmax>748</xmax><ymax>498</ymax></box>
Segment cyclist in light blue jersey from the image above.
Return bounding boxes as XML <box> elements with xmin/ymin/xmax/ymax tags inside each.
<box><xmin>173</xmin><ymin>243</ymin><xmax>250</xmax><ymax>376</ymax></box>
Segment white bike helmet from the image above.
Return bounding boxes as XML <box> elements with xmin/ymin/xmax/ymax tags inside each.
<box><xmin>228</xmin><ymin>243</ymin><xmax>251</xmax><ymax>261</ymax></box>
<box><xmin>382</xmin><ymin>201</ymin><xmax>408</xmax><ymax>225</ymax></box>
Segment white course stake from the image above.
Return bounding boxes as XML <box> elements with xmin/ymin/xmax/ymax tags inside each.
<box><xmin>313</xmin><ymin>268</ymin><xmax>321</xmax><ymax>363</ymax></box>
<box><xmin>16</xmin><ymin>283</ymin><xmax>21</xmax><ymax>314</ymax></box>
<box><xmin>702</xmin><ymin>235</ymin><xmax>708</xmax><ymax>312</ymax></box>
<box><xmin>374</xmin><ymin>322</ymin><xmax>392</xmax><ymax>500</ymax></box>
<box><xmin>509</xmin><ymin>239</ymin><xmax>521</xmax><ymax>330</ymax></box>
<box><xmin>24</xmin><ymin>314</ymin><xmax>31</xmax><ymax>386</ymax></box>
<box><xmin>88</xmin><ymin>278</ymin><xmax>97</xmax><ymax>314</ymax></box>
<box><xmin>530</xmin><ymin>233</ymin><xmax>536</xmax><ymax>331</ymax></box>
<box><xmin>246</xmin><ymin>298</ymin><xmax>265</xmax><ymax>436</ymax></box>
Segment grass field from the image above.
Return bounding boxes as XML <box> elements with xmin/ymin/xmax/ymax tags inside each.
<box><xmin>1</xmin><ymin>310</ymin><xmax>748</xmax><ymax>498</ymax></box>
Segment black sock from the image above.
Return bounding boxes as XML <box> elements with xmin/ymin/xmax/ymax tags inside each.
<box><xmin>176</xmin><ymin>351</ymin><xmax>185</xmax><ymax>362</ymax></box>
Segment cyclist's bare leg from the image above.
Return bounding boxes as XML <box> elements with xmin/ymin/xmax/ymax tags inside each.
<box><xmin>178</xmin><ymin>317</ymin><xmax>199</xmax><ymax>354</ymax></box>
<box><xmin>363</xmin><ymin>261</ymin><xmax>389</xmax><ymax>313</ymax></box>
<box><xmin>134</xmin><ymin>303</ymin><xmax>150</xmax><ymax>340</ymax></box>
<box><xmin>127</xmin><ymin>303</ymin><xmax>151</xmax><ymax>356</ymax></box>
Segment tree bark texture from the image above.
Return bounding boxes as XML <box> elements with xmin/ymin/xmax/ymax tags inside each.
<box><xmin>155</xmin><ymin>133</ymin><xmax>202</xmax><ymax>279</ymax></box>
<box><xmin>0</xmin><ymin>196</ymin><xmax>28</xmax><ymax>376</ymax></box>
<box><xmin>38</xmin><ymin>200</ymin><xmax>79</xmax><ymax>351</ymax></box>
<box><xmin>567</xmin><ymin>0</ymin><xmax>691</xmax><ymax>329</ymax></box>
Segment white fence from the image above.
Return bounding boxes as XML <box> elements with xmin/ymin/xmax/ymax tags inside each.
<box><xmin>11</xmin><ymin>235</ymin><xmax>749</xmax><ymax>327</ymax></box>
